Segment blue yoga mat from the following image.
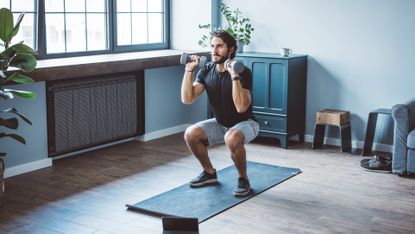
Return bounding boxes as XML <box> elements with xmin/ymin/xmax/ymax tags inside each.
<box><xmin>126</xmin><ymin>161</ymin><xmax>301</xmax><ymax>223</ymax></box>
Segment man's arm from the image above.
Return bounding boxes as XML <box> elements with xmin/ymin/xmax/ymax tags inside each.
<box><xmin>181</xmin><ymin>55</ymin><xmax>205</xmax><ymax>104</ymax></box>
<box><xmin>226</xmin><ymin>60</ymin><xmax>251</xmax><ymax>113</ymax></box>
<box><xmin>181</xmin><ymin>71</ymin><xmax>205</xmax><ymax>104</ymax></box>
<box><xmin>231</xmin><ymin>79</ymin><xmax>251</xmax><ymax>113</ymax></box>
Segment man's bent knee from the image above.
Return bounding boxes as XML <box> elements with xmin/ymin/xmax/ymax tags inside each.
<box><xmin>224</xmin><ymin>129</ymin><xmax>244</xmax><ymax>151</ymax></box>
<box><xmin>184</xmin><ymin>125</ymin><xmax>208</xmax><ymax>144</ymax></box>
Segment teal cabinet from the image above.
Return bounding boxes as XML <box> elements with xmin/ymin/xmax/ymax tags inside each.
<box><xmin>236</xmin><ymin>52</ymin><xmax>308</xmax><ymax>148</ymax></box>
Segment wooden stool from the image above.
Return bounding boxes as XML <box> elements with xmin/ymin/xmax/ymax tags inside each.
<box><xmin>312</xmin><ymin>109</ymin><xmax>352</xmax><ymax>153</ymax></box>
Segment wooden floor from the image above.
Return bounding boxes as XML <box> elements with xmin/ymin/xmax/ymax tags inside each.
<box><xmin>1</xmin><ymin>134</ymin><xmax>415</xmax><ymax>233</ymax></box>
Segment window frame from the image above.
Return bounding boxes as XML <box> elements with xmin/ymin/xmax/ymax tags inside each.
<box><xmin>35</xmin><ymin>0</ymin><xmax>170</xmax><ymax>59</ymax></box>
<box><xmin>112</xmin><ymin>0</ymin><xmax>169</xmax><ymax>53</ymax></box>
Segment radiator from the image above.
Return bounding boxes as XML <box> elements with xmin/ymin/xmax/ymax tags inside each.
<box><xmin>47</xmin><ymin>72</ymin><xmax>144</xmax><ymax>156</ymax></box>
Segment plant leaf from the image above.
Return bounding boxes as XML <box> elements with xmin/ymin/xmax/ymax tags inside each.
<box><xmin>0</xmin><ymin>133</ymin><xmax>26</xmax><ymax>144</ymax></box>
<box><xmin>1</xmin><ymin>107</ymin><xmax>32</xmax><ymax>124</ymax></box>
<box><xmin>1</xmin><ymin>43</ymin><xmax>37</xmax><ymax>59</ymax></box>
<box><xmin>0</xmin><ymin>8</ymin><xmax>14</xmax><ymax>43</ymax></box>
<box><xmin>0</xmin><ymin>117</ymin><xmax>18</xmax><ymax>129</ymax></box>
<box><xmin>4</xmin><ymin>73</ymin><xmax>34</xmax><ymax>85</ymax></box>
<box><xmin>198</xmin><ymin>24</ymin><xmax>210</xmax><ymax>29</ymax></box>
<box><xmin>3</xmin><ymin>88</ymin><xmax>36</xmax><ymax>99</ymax></box>
<box><xmin>216</xmin><ymin>2</ymin><xmax>253</xmax><ymax>46</ymax></box>
<box><xmin>10</xmin><ymin>12</ymin><xmax>24</xmax><ymax>38</ymax></box>
<box><xmin>1</xmin><ymin>46</ymin><xmax>15</xmax><ymax>58</ymax></box>
<box><xmin>9</xmin><ymin>53</ymin><xmax>37</xmax><ymax>72</ymax></box>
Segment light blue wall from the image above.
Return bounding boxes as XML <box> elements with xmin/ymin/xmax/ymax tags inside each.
<box><xmin>223</xmin><ymin>0</ymin><xmax>415</xmax><ymax>143</ymax></box>
<box><xmin>170</xmin><ymin>0</ymin><xmax>211</xmax><ymax>51</ymax></box>
<box><xmin>0</xmin><ymin>82</ymin><xmax>48</xmax><ymax>168</ymax></box>
<box><xmin>145</xmin><ymin>66</ymin><xmax>207</xmax><ymax>132</ymax></box>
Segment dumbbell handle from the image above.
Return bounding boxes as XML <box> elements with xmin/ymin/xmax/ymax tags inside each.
<box><xmin>180</xmin><ymin>53</ymin><xmax>207</xmax><ymax>68</ymax></box>
<box><xmin>225</xmin><ymin>60</ymin><xmax>245</xmax><ymax>73</ymax></box>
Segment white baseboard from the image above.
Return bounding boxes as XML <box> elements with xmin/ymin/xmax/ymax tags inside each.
<box><xmin>135</xmin><ymin>124</ymin><xmax>191</xmax><ymax>142</ymax></box>
<box><xmin>4</xmin><ymin>158</ymin><xmax>52</xmax><ymax>178</ymax></box>
<box><xmin>303</xmin><ymin>134</ymin><xmax>393</xmax><ymax>153</ymax></box>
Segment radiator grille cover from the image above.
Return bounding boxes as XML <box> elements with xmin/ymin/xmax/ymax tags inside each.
<box><xmin>47</xmin><ymin>73</ymin><xmax>144</xmax><ymax>156</ymax></box>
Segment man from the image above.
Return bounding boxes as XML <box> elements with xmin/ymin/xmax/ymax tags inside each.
<box><xmin>181</xmin><ymin>30</ymin><xmax>259</xmax><ymax>196</ymax></box>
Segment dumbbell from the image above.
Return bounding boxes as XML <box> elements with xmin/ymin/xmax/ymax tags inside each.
<box><xmin>180</xmin><ymin>53</ymin><xmax>207</xmax><ymax>67</ymax></box>
<box><xmin>225</xmin><ymin>59</ymin><xmax>245</xmax><ymax>73</ymax></box>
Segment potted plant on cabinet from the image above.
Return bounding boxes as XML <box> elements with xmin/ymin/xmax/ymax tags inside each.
<box><xmin>0</xmin><ymin>7</ymin><xmax>37</xmax><ymax>207</ymax></box>
<box><xmin>198</xmin><ymin>3</ymin><xmax>254</xmax><ymax>53</ymax></box>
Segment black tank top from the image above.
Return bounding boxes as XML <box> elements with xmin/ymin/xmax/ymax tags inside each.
<box><xmin>195</xmin><ymin>64</ymin><xmax>255</xmax><ymax>128</ymax></box>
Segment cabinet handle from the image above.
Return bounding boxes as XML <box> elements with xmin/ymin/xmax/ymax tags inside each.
<box><xmin>264</xmin><ymin>121</ymin><xmax>268</xmax><ymax>125</ymax></box>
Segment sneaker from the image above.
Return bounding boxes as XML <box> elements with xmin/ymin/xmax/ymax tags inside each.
<box><xmin>360</xmin><ymin>155</ymin><xmax>392</xmax><ymax>172</ymax></box>
<box><xmin>189</xmin><ymin>170</ymin><xmax>218</xmax><ymax>187</ymax></box>
<box><xmin>233</xmin><ymin>177</ymin><xmax>251</xmax><ymax>197</ymax></box>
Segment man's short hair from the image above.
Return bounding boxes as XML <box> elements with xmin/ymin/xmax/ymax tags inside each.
<box><xmin>211</xmin><ymin>30</ymin><xmax>237</xmax><ymax>59</ymax></box>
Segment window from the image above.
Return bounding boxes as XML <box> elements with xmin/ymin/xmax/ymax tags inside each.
<box><xmin>115</xmin><ymin>0</ymin><xmax>167</xmax><ymax>51</ymax></box>
<box><xmin>44</xmin><ymin>0</ymin><xmax>108</xmax><ymax>54</ymax></box>
<box><xmin>0</xmin><ymin>0</ymin><xmax>37</xmax><ymax>50</ymax></box>
<box><xmin>1</xmin><ymin>0</ymin><xmax>169</xmax><ymax>58</ymax></box>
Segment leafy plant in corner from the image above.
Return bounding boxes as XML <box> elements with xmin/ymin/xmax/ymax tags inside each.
<box><xmin>198</xmin><ymin>3</ymin><xmax>254</xmax><ymax>48</ymax></box>
<box><xmin>0</xmin><ymin>7</ymin><xmax>37</xmax><ymax>165</ymax></box>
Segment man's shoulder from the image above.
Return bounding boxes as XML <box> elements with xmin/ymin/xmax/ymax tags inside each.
<box><xmin>198</xmin><ymin>63</ymin><xmax>216</xmax><ymax>78</ymax></box>
<box><xmin>196</xmin><ymin>64</ymin><xmax>215</xmax><ymax>83</ymax></box>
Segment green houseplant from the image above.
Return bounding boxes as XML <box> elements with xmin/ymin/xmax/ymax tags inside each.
<box><xmin>0</xmin><ymin>7</ymin><xmax>37</xmax><ymax>206</ymax></box>
<box><xmin>198</xmin><ymin>3</ymin><xmax>254</xmax><ymax>52</ymax></box>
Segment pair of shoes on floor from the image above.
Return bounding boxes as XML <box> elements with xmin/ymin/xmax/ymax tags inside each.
<box><xmin>189</xmin><ymin>170</ymin><xmax>251</xmax><ymax>197</ymax></box>
<box><xmin>360</xmin><ymin>155</ymin><xmax>392</xmax><ymax>172</ymax></box>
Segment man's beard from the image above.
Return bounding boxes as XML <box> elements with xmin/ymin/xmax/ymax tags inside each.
<box><xmin>211</xmin><ymin>54</ymin><xmax>227</xmax><ymax>64</ymax></box>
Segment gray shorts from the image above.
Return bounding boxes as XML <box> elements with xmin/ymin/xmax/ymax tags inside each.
<box><xmin>196</xmin><ymin>118</ymin><xmax>259</xmax><ymax>146</ymax></box>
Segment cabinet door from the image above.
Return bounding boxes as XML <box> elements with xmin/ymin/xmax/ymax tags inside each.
<box><xmin>251</xmin><ymin>58</ymin><xmax>288</xmax><ymax>115</ymax></box>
